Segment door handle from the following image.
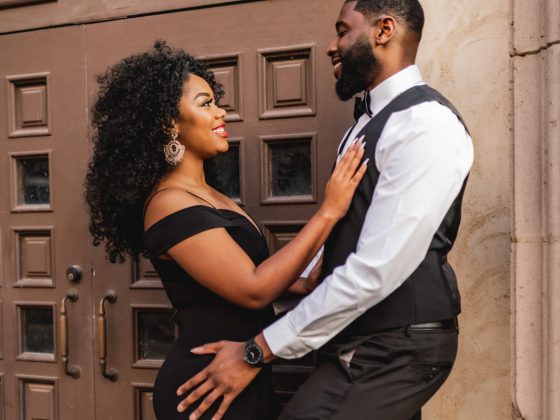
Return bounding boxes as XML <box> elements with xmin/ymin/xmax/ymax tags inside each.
<box><xmin>59</xmin><ymin>289</ymin><xmax>81</xmax><ymax>379</ymax></box>
<box><xmin>98</xmin><ymin>290</ymin><xmax>119</xmax><ymax>381</ymax></box>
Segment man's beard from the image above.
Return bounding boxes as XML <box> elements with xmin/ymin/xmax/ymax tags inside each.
<box><xmin>335</xmin><ymin>36</ymin><xmax>378</xmax><ymax>101</ymax></box>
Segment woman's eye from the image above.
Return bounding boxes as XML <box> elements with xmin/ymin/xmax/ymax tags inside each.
<box><xmin>202</xmin><ymin>100</ymin><xmax>213</xmax><ymax>107</ymax></box>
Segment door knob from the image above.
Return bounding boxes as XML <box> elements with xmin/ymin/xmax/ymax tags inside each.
<box><xmin>66</xmin><ymin>265</ymin><xmax>83</xmax><ymax>283</ymax></box>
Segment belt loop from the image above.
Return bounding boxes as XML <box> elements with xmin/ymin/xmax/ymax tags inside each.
<box><xmin>405</xmin><ymin>325</ymin><xmax>411</xmax><ymax>337</ymax></box>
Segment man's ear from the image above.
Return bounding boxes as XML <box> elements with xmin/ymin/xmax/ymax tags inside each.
<box><xmin>373</xmin><ymin>15</ymin><xmax>397</xmax><ymax>46</ymax></box>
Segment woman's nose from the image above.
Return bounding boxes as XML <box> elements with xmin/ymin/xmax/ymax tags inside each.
<box><xmin>216</xmin><ymin>105</ymin><xmax>227</xmax><ymax>119</ymax></box>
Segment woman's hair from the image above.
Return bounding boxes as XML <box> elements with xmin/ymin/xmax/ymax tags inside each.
<box><xmin>85</xmin><ymin>40</ymin><xmax>224</xmax><ymax>263</ymax></box>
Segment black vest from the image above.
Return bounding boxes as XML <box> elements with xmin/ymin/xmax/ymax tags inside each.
<box><xmin>322</xmin><ymin>85</ymin><xmax>469</xmax><ymax>341</ymax></box>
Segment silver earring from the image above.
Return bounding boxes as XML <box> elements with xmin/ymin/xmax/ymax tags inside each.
<box><xmin>163</xmin><ymin>131</ymin><xmax>185</xmax><ymax>166</ymax></box>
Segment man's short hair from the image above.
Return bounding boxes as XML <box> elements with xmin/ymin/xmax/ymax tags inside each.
<box><xmin>345</xmin><ymin>0</ymin><xmax>425</xmax><ymax>40</ymax></box>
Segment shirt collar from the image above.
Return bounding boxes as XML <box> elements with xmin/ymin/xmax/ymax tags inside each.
<box><xmin>366</xmin><ymin>65</ymin><xmax>425</xmax><ymax>117</ymax></box>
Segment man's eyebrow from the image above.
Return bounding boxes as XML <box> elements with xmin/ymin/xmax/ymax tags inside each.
<box><xmin>194</xmin><ymin>92</ymin><xmax>211</xmax><ymax>100</ymax></box>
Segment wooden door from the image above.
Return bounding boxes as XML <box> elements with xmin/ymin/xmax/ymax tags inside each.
<box><xmin>0</xmin><ymin>27</ymin><xmax>95</xmax><ymax>420</ymax></box>
<box><xmin>0</xmin><ymin>1</ymin><xmax>354</xmax><ymax>418</ymax></box>
<box><xmin>86</xmin><ymin>1</ymin><xmax>353</xmax><ymax>417</ymax></box>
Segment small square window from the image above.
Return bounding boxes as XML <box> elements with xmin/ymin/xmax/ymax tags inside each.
<box><xmin>11</xmin><ymin>152</ymin><xmax>52</xmax><ymax>212</ymax></box>
<box><xmin>18</xmin><ymin>157</ymin><xmax>50</xmax><ymax>205</ymax></box>
<box><xmin>261</xmin><ymin>134</ymin><xmax>317</xmax><ymax>204</ymax></box>
<box><xmin>134</xmin><ymin>308</ymin><xmax>176</xmax><ymax>367</ymax></box>
<box><xmin>206</xmin><ymin>141</ymin><xmax>241</xmax><ymax>201</ymax></box>
<box><xmin>17</xmin><ymin>304</ymin><xmax>55</xmax><ymax>361</ymax></box>
<box><xmin>269</xmin><ymin>141</ymin><xmax>311</xmax><ymax>197</ymax></box>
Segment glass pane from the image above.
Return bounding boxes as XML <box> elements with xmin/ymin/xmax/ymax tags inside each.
<box><xmin>206</xmin><ymin>144</ymin><xmax>240</xmax><ymax>199</ymax></box>
<box><xmin>18</xmin><ymin>157</ymin><xmax>50</xmax><ymax>205</ymax></box>
<box><xmin>23</xmin><ymin>307</ymin><xmax>54</xmax><ymax>354</ymax></box>
<box><xmin>270</xmin><ymin>141</ymin><xmax>311</xmax><ymax>196</ymax></box>
<box><xmin>137</xmin><ymin>310</ymin><xmax>176</xmax><ymax>360</ymax></box>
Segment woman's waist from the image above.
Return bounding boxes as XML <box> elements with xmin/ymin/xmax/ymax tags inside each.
<box><xmin>174</xmin><ymin>303</ymin><xmax>274</xmax><ymax>345</ymax></box>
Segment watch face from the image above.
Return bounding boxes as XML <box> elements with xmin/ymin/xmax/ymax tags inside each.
<box><xmin>244</xmin><ymin>343</ymin><xmax>263</xmax><ymax>365</ymax></box>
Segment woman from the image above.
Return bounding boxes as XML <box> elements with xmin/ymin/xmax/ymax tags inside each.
<box><xmin>85</xmin><ymin>41</ymin><xmax>366</xmax><ymax>420</ymax></box>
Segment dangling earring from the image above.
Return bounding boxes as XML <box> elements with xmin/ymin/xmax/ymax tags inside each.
<box><xmin>163</xmin><ymin>131</ymin><xmax>185</xmax><ymax>166</ymax></box>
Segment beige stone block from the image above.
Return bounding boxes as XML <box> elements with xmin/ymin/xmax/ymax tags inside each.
<box><xmin>544</xmin><ymin>242</ymin><xmax>560</xmax><ymax>419</ymax></box>
<box><xmin>544</xmin><ymin>44</ymin><xmax>560</xmax><ymax>240</ymax></box>
<box><xmin>512</xmin><ymin>241</ymin><xmax>544</xmax><ymax>419</ymax></box>
<box><xmin>514</xmin><ymin>0</ymin><xmax>560</xmax><ymax>52</ymax></box>
<box><xmin>513</xmin><ymin>0</ymin><xmax>544</xmax><ymax>53</ymax></box>
<box><xmin>512</xmin><ymin>54</ymin><xmax>544</xmax><ymax>239</ymax></box>
<box><xmin>544</xmin><ymin>0</ymin><xmax>560</xmax><ymax>45</ymax></box>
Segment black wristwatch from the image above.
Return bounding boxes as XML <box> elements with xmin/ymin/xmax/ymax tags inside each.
<box><xmin>243</xmin><ymin>337</ymin><xmax>264</xmax><ymax>367</ymax></box>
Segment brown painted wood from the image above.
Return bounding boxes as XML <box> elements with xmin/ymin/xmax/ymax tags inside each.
<box><xmin>86</xmin><ymin>1</ymin><xmax>353</xmax><ymax>417</ymax></box>
<box><xmin>0</xmin><ymin>26</ymin><xmax>94</xmax><ymax>420</ymax></box>
<box><xmin>1</xmin><ymin>0</ymin><xmax>355</xmax><ymax>417</ymax></box>
<box><xmin>0</xmin><ymin>0</ymin><xmax>265</xmax><ymax>35</ymax></box>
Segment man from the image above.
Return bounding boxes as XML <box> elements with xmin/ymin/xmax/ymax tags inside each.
<box><xmin>176</xmin><ymin>0</ymin><xmax>474</xmax><ymax>418</ymax></box>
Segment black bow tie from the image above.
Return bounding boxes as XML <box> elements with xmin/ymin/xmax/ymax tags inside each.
<box><xmin>353</xmin><ymin>91</ymin><xmax>371</xmax><ymax>121</ymax></box>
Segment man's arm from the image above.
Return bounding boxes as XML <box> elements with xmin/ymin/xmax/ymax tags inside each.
<box><xmin>264</xmin><ymin>103</ymin><xmax>473</xmax><ymax>357</ymax></box>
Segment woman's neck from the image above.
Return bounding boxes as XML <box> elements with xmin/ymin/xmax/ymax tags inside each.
<box><xmin>162</xmin><ymin>155</ymin><xmax>207</xmax><ymax>190</ymax></box>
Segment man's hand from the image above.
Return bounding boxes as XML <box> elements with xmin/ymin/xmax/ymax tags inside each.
<box><xmin>175</xmin><ymin>339</ymin><xmax>261</xmax><ymax>420</ymax></box>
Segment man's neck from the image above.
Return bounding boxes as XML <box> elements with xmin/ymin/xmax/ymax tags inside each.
<box><xmin>369</xmin><ymin>63</ymin><xmax>414</xmax><ymax>90</ymax></box>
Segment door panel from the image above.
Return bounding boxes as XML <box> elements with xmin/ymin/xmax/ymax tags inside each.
<box><xmin>1</xmin><ymin>1</ymin><xmax>353</xmax><ymax>418</ymax></box>
<box><xmin>86</xmin><ymin>0</ymin><xmax>353</xmax><ymax>417</ymax></box>
<box><xmin>0</xmin><ymin>27</ymin><xmax>94</xmax><ymax>420</ymax></box>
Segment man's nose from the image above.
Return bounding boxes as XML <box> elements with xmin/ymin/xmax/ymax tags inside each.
<box><xmin>326</xmin><ymin>37</ymin><xmax>337</xmax><ymax>57</ymax></box>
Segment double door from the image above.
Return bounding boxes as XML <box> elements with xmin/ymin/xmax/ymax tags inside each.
<box><xmin>0</xmin><ymin>1</ymin><xmax>353</xmax><ymax>418</ymax></box>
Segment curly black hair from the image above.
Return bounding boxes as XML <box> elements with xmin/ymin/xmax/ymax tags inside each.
<box><xmin>85</xmin><ymin>41</ymin><xmax>224</xmax><ymax>263</ymax></box>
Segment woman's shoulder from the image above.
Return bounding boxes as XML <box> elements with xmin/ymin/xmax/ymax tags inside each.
<box><xmin>144</xmin><ymin>188</ymin><xmax>205</xmax><ymax>231</ymax></box>
<box><xmin>142</xmin><ymin>190</ymin><xmax>235</xmax><ymax>258</ymax></box>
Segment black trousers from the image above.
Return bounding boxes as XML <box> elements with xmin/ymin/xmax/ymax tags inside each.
<box><xmin>278</xmin><ymin>324</ymin><xmax>458</xmax><ymax>420</ymax></box>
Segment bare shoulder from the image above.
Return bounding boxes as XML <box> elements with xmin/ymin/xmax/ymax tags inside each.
<box><xmin>143</xmin><ymin>189</ymin><xmax>203</xmax><ymax>230</ymax></box>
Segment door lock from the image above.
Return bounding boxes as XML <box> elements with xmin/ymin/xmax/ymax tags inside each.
<box><xmin>66</xmin><ymin>265</ymin><xmax>83</xmax><ymax>283</ymax></box>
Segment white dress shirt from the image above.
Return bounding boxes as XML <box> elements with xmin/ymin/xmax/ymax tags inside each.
<box><xmin>263</xmin><ymin>65</ymin><xmax>474</xmax><ymax>359</ymax></box>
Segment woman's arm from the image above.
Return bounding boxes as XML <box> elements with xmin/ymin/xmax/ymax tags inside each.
<box><xmin>149</xmin><ymin>139</ymin><xmax>366</xmax><ymax>309</ymax></box>
<box><xmin>286</xmin><ymin>254</ymin><xmax>323</xmax><ymax>295</ymax></box>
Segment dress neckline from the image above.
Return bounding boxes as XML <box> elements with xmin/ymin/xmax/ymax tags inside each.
<box><xmin>211</xmin><ymin>207</ymin><xmax>263</xmax><ymax>236</ymax></box>
<box><xmin>144</xmin><ymin>205</ymin><xmax>263</xmax><ymax>237</ymax></box>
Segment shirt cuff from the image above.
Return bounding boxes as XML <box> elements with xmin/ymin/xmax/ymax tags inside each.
<box><xmin>262</xmin><ymin>314</ymin><xmax>313</xmax><ymax>359</ymax></box>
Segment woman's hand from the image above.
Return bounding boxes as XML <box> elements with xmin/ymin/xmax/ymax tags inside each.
<box><xmin>320</xmin><ymin>136</ymin><xmax>368</xmax><ymax>220</ymax></box>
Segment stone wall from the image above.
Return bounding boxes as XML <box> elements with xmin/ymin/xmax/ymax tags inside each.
<box><xmin>417</xmin><ymin>1</ymin><xmax>512</xmax><ymax>418</ymax></box>
<box><xmin>511</xmin><ymin>0</ymin><xmax>560</xmax><ymax>419</ymax></box>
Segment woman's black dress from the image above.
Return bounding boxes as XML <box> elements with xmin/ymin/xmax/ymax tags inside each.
<box><xmin>143</xmin><ymin>205</ymin><xmax>277</xmax><ymax>420</ymax></box>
